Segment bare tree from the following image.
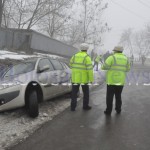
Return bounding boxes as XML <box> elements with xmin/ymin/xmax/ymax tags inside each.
<box><xmin>119</xmin><ymin>28</ymin><xmax>134</xmax><ymax>56</ymax></box>
<box><xmin>5</xmin><ymin>0</ymin><xmax>49</xmax><ymax>29</ymax></box>
<box><xmin>1</xmin><ymin>0</ymin><xmax>109</xmax><ymax>50</ymax></box>
<box><xmin>38</xmin><ymin>0</ymin><xmax>74</xmax><ymax>38</ymax></box>
<box><xmin>0</xmin><ymin>0</ymin><xmax>6</xmax><ymax>27</ymax></box>
<box><xmin>0</xmin><ymin>0</ymin><xmax>2</xmax><ymax>27</ymax></box>
<box><xmin>120</xmin><ymin>24</ymin><xmax>150</xmax><ymax>58</ymax></box>
<box><xmin>81</xmin><ymin>0</ymin><xmax>109</xmax><ymax>44</ymax></box>
<box><xmin>63</xmin><ymin>0</ymin><xmax>109</xmax><ymax>49</ymax></box>
<box><xmin>133</xmin><ymin>31</ymin><xmax>145</xmax><ymax>56</ymax></box>
<box><xmin>2</xmin><ymin>0</ymin><xmax>74</xmax><ymax>30</ymax></box>
<box><xmin>144</xmin><ymin>24</ymin><xmax>150</xmax><ymax>55</ymax></box>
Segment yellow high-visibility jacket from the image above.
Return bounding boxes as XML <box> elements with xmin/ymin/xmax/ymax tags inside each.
<box><xmin>70</xmin><ymin>51</ymin><xmax>94</xmax><ymax>84</ymax></box>
<box><xmin>101</xmin><ymin>53</ymin><xmax>130</xmax><ymax>85</ymax></box>
<box><xmin>95</xmin><ymin>55</ymin><xmax>102</xmax><ymax>63</ymax></box>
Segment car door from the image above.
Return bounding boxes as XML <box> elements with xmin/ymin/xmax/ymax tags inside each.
<box><xmin>60</xmin><ymin>62</ymin><xmax>71</xmax><ymax>84</ymax></box>
<box><xmin>50</xmin><ymin>59</ymin><xmax>70</xmax><ymax>93</ymax></box>
<box><xmin>37</xmin><ymin>58</ymin><xmax>58</xmax><ymax>100</ymax></box>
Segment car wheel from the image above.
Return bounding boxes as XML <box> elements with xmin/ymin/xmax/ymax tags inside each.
<box><xmin>28</xmin><ymin>90</ymin><xmax>39</xmax><ymax>118</ymax></box>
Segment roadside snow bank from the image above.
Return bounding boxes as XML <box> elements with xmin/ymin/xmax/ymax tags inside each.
<box><xmin>0</xmin><ymin>96</ymin><xmax>71</xmax><ymax>150</ymax></box>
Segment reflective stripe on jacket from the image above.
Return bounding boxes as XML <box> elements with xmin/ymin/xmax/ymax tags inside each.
<box><xmin>70</xmin><ymin>51</ymin><xmax>94</xmax><ymax>84</ymax></box>
<box><xmin>101</xmin><ymin>53</ymin><xmax>130</xmax><ymax>85</ymax></box>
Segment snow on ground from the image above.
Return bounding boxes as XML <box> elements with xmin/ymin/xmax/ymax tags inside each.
<box><xmin>0</xmin><ymin>49</ymin><xmax>72</xmax><ymax>149</ymax></box>
<box><xmin>0</xmin><ymin>96</ymin><xmax>72</xmax><ymax>150</ymax></box>
<box><xmin>0</xmin><ymin>49</ymin><xmax>105</xmax><ymax>150</ymax></box>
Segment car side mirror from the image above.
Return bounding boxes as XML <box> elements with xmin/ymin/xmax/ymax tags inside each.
<box><xmin>37</xmin><ymin>65</ymin><xmax>50</xmax><ymax>73</ymax></box>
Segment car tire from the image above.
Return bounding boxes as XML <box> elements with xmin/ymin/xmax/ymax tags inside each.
<box><xmin>28</xmin><ymin>90</ymin><xmax>39</xmax><ymax>118</ymax></box>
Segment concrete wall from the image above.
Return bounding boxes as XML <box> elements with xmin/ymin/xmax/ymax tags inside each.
<box><xmin>0</xmin><ymin>28</ymin><xmax>78</xmax><ymax>58</ymax></box>
<box><xmin>30</xmin><ymin>31</ymin><xmax>77</xmax><ymax>58</ymax></box>
<box><xmin>0</xmin><ymin>28</ymin><xmax>31</xmax><ymax>53</ymax></box>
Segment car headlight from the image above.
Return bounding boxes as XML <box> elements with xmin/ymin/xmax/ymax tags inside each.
<box><xmin>0</xmin><ymin>81</ymin><xmax>22</xmax><ymax>90</ymax></box>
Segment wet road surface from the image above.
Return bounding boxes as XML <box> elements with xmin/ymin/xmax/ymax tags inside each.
<box><xmin>8</xmin><ymin>65</ymin><xmax>150</xmax><ymax>150</ymax></box>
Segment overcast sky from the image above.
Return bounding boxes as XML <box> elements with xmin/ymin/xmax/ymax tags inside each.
<box><xmin>102</xmin><ymin>0</ymin><xmax>150</xmax><ymax>53</ymax></box>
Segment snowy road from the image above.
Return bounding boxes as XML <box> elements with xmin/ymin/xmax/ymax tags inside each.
<box><xmin>8</xmin><ymin>64</ymin><xmax>150</xmax><ymax>150</ymax></box>
<box><xmin>0</xmin><ymin>49</ymin><xmax>104</xmax><ymax>150</ymax></box>
<box><xmin>0</xmin><ymin>73</ymin><xmax>103</xmax><ymax>150</ymax></box>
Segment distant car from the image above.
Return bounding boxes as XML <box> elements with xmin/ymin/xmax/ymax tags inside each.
<box><xmin>0</xmin><ymin>57</ymin><xmax>71</xmax><ymax>118</ymax></box>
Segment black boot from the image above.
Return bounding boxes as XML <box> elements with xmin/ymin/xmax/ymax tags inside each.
<box><xmin>83</xmin><ymin>106</ymin><xmax>92</xmax><ymax>110</ymax></box>
<box><xmin>104</xmin><ymin>110</ymin><xmax>111</xmax><ymax>115</ymax></box>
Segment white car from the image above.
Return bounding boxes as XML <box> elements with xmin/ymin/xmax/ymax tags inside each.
<box><xmin>0</xmin><ymin>57</ymin><xmax>71</xmax><ymax>118</ymax></box>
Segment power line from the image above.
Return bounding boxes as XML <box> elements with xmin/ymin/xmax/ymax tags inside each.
<box><xmin>137</xmin><ymin>0</ymin><xmax>150</xmax><ymax>9</ymax></box>
<box><xmin>110</xmin><ymin>0</ymin><xmax>147</xmax><ymax>21</ymax></box>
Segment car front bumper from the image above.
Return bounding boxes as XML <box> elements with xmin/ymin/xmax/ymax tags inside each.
<box><xmin>0</xmin><ymin>85</ymin><xmax>25</xmax><ymax>112</ymax></box>
<box><xmin>0</xmin><ymin>90</ymin><xmax>20</xmax><ymax>106</ymax></box>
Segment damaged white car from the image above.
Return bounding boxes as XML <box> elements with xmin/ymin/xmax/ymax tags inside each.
<box><xmin>0</xmin><ymin>57</ymin><xmax>71</xmax><ymax>118</ymax></box>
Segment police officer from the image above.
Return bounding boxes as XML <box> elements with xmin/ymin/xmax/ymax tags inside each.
<box><xmin>130</xmin><ymin>54</ymin><xmax>134</xmax><ymax>66</ymax></box>
<box><xmin>101</xmin><ymin>46</ymin><xmax>130</xmax><ymax>115</ymax></box>
<box><xmin>141</xmin><ymin>55</ymin><xmax>146</xmax><ymax>66</ymax></box>
<box><xmin>70</xmin><ymin>43</ymin><xmax>94</xmax><ymax>111</ymax></box>
<box><xmin>93</xmin><ymin>54</ymin><xmax>103</xmax><ymax>71</ymax></box>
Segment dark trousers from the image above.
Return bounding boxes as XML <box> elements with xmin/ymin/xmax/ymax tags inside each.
<box><xmin>71</xmin><ymin>84</ymin><xmax>89</xmax><ymax>109</ymax></box>
<box><xmin>106</xmin><ymin>84</ymin><xmax>124</xmax><ymax>113</ymax></box>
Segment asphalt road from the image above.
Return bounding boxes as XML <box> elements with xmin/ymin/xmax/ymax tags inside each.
<box><xmin>8</xmin><ymin>64</ymin><xmax>150</xmax><ymax>150</ymax></box>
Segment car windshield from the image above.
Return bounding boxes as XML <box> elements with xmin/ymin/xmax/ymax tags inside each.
<box><xmin>4</xmin><ymin>60</ymin><xmax>36</xmax><ymax>77</ymax></box>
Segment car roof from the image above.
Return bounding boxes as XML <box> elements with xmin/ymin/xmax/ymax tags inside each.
<box><xmin>18</xmin><ymin>56</ymin><xmax>57</xmax><ymax>63</ymax></box>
